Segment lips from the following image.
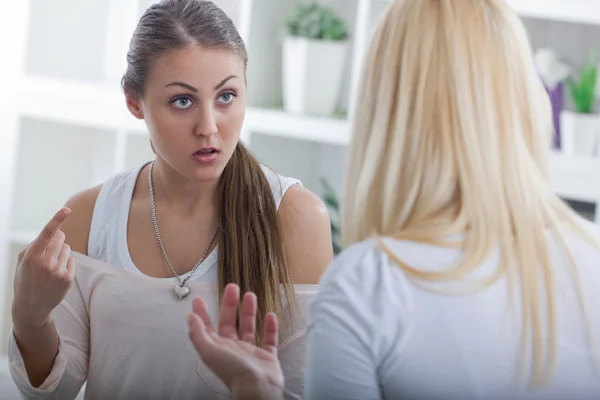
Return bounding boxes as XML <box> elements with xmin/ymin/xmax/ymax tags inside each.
<box><xmin>193</xmin><ymin>148</ymin><xmax>218</xmax><ymax>155</ymax></box>
<box><xmin>191</xmin><ymin>147</ymin><xmax>220</xmax><ymax>165</ymax></box>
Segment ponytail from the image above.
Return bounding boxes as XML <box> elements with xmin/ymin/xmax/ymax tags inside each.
<box><xmin>217</xmin><ymin>142</ymin><xmax>296</xmax><ymax>344</ymax></box>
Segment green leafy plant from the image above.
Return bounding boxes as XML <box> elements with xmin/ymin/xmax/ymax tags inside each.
<box><xmin>566</xmin><ymin>51</ymin><xmax>598</xmax><ymax>114</ymax></box>
<box><xmin>285</xmin><ymin>1</ymin><xmax>348</xmax><ymax>41</ymax></box>
<box><xmin>320</xmin><ymin>177</ymin><xmax>342</xmax><ymax>255</ymax></box>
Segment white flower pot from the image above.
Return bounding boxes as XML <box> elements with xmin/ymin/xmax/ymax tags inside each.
<box><xmin>282</xmin><ymin>37</ymin><xmax>348</xmax><ymax>116</ymax></box>
<box><xmin>559</xmin><ymin>111</ymin><xmax>600</xmax><ymax>157</ymax></box>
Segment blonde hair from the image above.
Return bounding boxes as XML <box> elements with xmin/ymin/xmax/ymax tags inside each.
<box><xmin>343</xmin><ymin>0</ymin><xmax>597</xmax><ymax>388</ymax></box>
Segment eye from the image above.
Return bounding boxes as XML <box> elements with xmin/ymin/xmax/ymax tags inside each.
<box><xmin>171</xmin><ymin>96</ymin><xmax>193</xmax><ymax>109</ymax></box>
<box><xmin>217</xmin><ymin>91</ymin><xmax>236</xmax><ymax>105</ymax></box>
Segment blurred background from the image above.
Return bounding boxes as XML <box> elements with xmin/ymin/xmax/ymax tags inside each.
<box><xmin>0</xmin><ymin>0</ymin><xmax>599</xmax><ymax>368</ymax></box>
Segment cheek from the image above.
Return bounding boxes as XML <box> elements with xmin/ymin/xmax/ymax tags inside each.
<box><xmin>146</xmin><ymin>105</ymin><xmax>193</xmax><ymax>139</ymax></box>
<box><xmin>217</xmin><ymin>105</ymin><xmax>245</xmax><ymax>143</ymax></box>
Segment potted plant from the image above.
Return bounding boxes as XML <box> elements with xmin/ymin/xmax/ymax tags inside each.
<box><xmin>320</xmin><ymin>178</ymin><xmax>342</xmax><ymax>255</ymax></box>
<box><xmin>560</xmin><ymin>51</ymin><xmax>599</xmax><ymax>157</ymax></box>
<box><xmin>283</xmin><ymin>2</ymin><xmax>349</xmax><ymax>116</ymax></box>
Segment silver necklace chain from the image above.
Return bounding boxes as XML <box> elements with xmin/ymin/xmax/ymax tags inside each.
<box><xmin>148</xmin><ymin>161</ymin><xmax>218</xmax><ymax>287</ymax></box>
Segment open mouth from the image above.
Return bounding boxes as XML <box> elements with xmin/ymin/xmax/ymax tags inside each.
<box><xmin>194</xmin><ymin>148</ymin><xmax>218</xmax><ymax>155</ymax></box>
<box><xmin>192</xmin><ymin>148</ymin><xmax>220</xmax><ymax>164</ymax></box>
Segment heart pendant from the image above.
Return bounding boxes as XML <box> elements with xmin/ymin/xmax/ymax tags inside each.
<box><xmin>174</xmin><ymin>284</ymin><xmax>190</xmax><ymax>300</ymax></box>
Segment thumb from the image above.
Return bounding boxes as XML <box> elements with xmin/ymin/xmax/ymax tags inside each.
<box><xmin>187</xmin><ymin>313</ymin><xmax>212</xmax><ymax>356</ymax></box>
<box><xmin>65</xmin><ymin>255</ymin><xmax>77</xmax><ymax>282</ymax></box>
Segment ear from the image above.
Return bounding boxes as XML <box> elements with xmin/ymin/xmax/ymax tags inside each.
<box><xmin>125</xmin><ymin>91</ymin><xmax>144</xmax><ymax>120</ymax></box>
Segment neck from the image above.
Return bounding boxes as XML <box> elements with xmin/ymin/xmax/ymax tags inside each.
<box><xmin>149</xmin><ymin>158</ymin><xmax>218</xmax><ymax>218</ymax></box>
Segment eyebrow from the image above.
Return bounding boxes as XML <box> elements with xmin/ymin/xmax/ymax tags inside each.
<box><xmin>164</xmin><ymin>76</ymin><xmax>238</xmax><ymax>93</ymax></box>
<box><xmin>214</xmin><ymin>75</ymin><xmax>237</xmax><ymax>90</ymax></box>
<box><xmin>164</xmin><ymin>81</ymin><xmax>198</xmax><ymax>92</ymax></box>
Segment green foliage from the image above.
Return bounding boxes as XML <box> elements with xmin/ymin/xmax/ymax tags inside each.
<box><xmin>566</xmin><ymin>51</ymin><xmax>598</xmax><ymax>114</ymax></box>
<box><xmin>320</xmin><ymin>177</ymin><xmax>342</xmax><ymax>255</ymax></box>
<box><xmin>285</xmin><ymin>1</ymin><xmax>348</xmax><ymax>41</ymax></box>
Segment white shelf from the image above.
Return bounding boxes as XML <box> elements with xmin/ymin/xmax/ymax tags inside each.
<box><xmin>549</xmin><ymin>150</ymin><xmax>600</xmax><ymax>173</ymax></box>
<box><xmin>246</xmin><ymin>108</ymin><xmax>350</xmax><ymax>145</ymax></box>
<box><xmin>506</xmin><ymin>0</ymin><xmax>600</xmax><ymax>26</ymax></box>
<box><xmin>16</xmin><ymin>76</ymin><xmax>351</xmax><ymax>146</ymax></box>
<box><xmin>548</xmin><ymin>151</ymin><xmax>600</xmax><ymax>204</ymax></box>
<box><xmin>379</xmin><ymin>0</ymin><xmax>600</xmax><ymax>26</ymax></box>
<box><xmin>17</xmin><ymin>77</ymin><xmax>146</xmax><ymax>133</ymax></box>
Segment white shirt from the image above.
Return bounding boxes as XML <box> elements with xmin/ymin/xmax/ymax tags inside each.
<box><xmin>87</xmin><ymin>162</ymin><xmax>300</xmax><ymax>282</ymax></box>
<box><xmin>8</xmin><ymin>163</ymin><xmax>314</xmax><ymax>399</ymax></box>
<box><xmin>8</xmin><ymin>253</ymin><xmax>316</xmax><ymax>400</ymax></box>
<box><xmin>305</xmin><ymin>217</ymin><xmax>600</xmax><ymax>400</ymax></box>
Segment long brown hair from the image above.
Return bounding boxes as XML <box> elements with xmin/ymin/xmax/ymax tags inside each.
<box><xmin>122</xmin><ymin>0</ymin><xmax>295</xmax><ymax>342</ymax></box>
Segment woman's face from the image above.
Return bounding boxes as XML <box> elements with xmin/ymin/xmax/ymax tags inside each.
<box><xmin>127</xmin><ymin>44</ymin><xmax>246</xmax><ymax>182</ymax></box>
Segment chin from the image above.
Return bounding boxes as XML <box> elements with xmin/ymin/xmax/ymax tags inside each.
<box><xmin>187</xmin><ymin>160</ymin><xmax>227</xmax><ymax>183</ymax></box>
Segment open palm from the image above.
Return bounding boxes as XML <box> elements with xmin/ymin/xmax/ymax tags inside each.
<box><xmin>187</xmin><ymin>284</ymin><xmax>284</xmax><ymax>397</ymax></box>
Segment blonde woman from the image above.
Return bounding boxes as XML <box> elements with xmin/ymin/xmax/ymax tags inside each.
<box><xmin>186</xmin><ymin>0</ymin><xmax>600</xmax><ymax>399</ymax></box>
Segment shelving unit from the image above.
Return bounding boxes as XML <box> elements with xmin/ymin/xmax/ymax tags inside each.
<box><xmin>506</xmin><ymin>0</ymin><xmax>600</xmax><ymax>26</ymax></box>
<box><xmin>1</xmin><ymin>0</ymin><xmax>600</xmax><ymax>356</ymax></box>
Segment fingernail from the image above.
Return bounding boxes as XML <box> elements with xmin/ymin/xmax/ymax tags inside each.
<box><xmin>186</xmin><ymin>314</ymin><xmax>193</xmax><ymax>327</ymax></box>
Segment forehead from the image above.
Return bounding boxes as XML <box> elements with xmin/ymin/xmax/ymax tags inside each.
<box><xmin>147</xmin><ymin>44</ymin><xmax>245</xmax><ymax>88</ymax></box>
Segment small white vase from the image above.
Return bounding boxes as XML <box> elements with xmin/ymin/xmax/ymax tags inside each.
<box><xmin>282</xmin><ymin>37</ymin><xmax>348</xmax><ymax>116</ymax></box>
<box><xmin>559</xmin><ymin>111</ymin><xmax>600</xmax><ymax>157</ymax></box>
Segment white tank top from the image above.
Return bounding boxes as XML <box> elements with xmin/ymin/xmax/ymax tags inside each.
<box><xmin>87</xmin><ymin>162</ymin><xmax>301</xmax><ymax>282</ymax></box>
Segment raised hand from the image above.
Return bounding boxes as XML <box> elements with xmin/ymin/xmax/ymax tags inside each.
<box><xmin>12</xmin><ymin>207</ymin><xmax>76</xmax><ymax>330</ymax></box>
<box><xmin>187</xmin><ymin>283</ymin><xmax>285</xmax><ymax>400</ymax></box>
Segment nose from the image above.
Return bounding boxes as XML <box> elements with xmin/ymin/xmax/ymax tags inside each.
<box><xmin>194</xmin><ymin>104</ymin><xmax>218</xmax><ymax>137</ymax></box>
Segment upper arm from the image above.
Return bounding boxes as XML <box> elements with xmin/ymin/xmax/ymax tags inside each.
<box><xmin>304</xmin><ymin>313</ymin><xmax>380</xmax><ymax>400</ymax></box>
<box><xmin>61</xmin><ymin>185</ymin><xmax>102</xmax><ymax>255</ymax></box>
<box><xmin>304</xmin><ymin>276</ymin><xmax>380</xmax><ymax>400</ymax></box>
<box><xmin>278</xmin><ymin>184</ymin><xmax>333</xmax><ymax>285</ymax></box>
<box><xmin>303</xmin><ymin>241</ymin><xmax>406</xmax><ymax>400</ymax></box>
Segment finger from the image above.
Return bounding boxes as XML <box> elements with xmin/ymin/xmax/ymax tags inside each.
<box><xmin>262</xmin><ymin>312</ymin><xmax>279</xmax><ymax>352</ymax></box>
<box><xmin>188</xmin><ymin>313</ymin><xmax>215</xmax><ymax>357</ymax></box>
<box><xmin>56</xmin><ymin>244</ymin><xmax>71</xmax><ymax>272</ymax></box>
<box><xmin>17</xmin><ymin>246</ymin><xmax>28</xmax><ymax>264</ymax></box>
<box><xmin>238</xmin><ymin>292</ymin><xmax>257</xmax><ymax>344</ymax></box>
<box><xmin>218</xmin><ymin>283</ymin><xmax>240</xmax><ymax>338</ymax></box>
<box><xmin>17</xmin><ymin>240</ymin><xmax>36</xmax><ymax>264</ymax></box>
<box><xmin>63</xmin><ymin>253</ymin><xmax>77</xmax><ymax>283</ymax></box>
<box><xmin>29</xmin><ymin>208</ymin><xmax>71</xmax><ymax>254</ymax></box>
<box><xmin>44</xmin><ymin>230</ymin><xmax>66</xmax><ymax>260</ymax></box>
<box><xmin>192</xmin><ymin>297</ymin><xmax>215</xmax><ymax>333</ymax></box>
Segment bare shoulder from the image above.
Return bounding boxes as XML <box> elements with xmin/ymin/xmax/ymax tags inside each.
<box><xmin>278</xmin><ymin>184</ymin><xmax>333</xmax><ymax>284</ymax></box>
<box><xmin>278</xmin><ymin>184</ymin><xmax>329</xmax><ymax>220</ymax></box>
<box><xmin>61</xmin><ymin>184</ymin><xmax>103</xmax><ymax>255</ymax></box>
